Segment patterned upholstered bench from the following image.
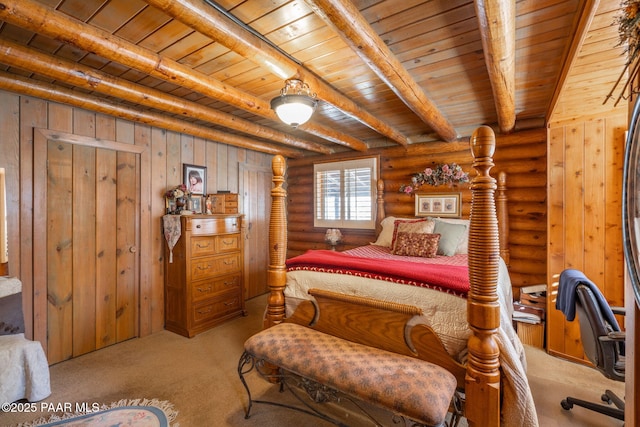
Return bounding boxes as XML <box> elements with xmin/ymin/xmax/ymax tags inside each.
<box><xmin>238</xmin><ymin>322</ymin><xmax>457</xmax><ymax>427</ymax></box>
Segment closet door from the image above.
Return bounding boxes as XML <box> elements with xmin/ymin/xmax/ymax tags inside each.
<box><xmin>240</xmin><ymin>163</ymin><xmax>271</xmax><ymax>299</ymax></box>
<box><xmin>34</xmin><ymin>130</ymin><xmax>143</xmax><ymax>364</ymax></box>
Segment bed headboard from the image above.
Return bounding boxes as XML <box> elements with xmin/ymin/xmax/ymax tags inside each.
<box><xmin>374</xmin><ymin>170</ymin><xmax>510</xmax><ymax>266</ymax></box>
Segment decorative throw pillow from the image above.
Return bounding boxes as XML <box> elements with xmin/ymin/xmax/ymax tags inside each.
<box><xmin>391</xmin><ymin>219</ymin><xmax>435</xmax><ymax>251</ymax></box>
<box><xmin>392</xmin><ymin>232</ymin><xmax>440</xmax><ymax>258</ymax></box>
<box><xmin>429</xmin><ymin>217</ymin><xmax>470</xmax><ymax>254</ymax></box>
<box><xmin>432</xmin><ymin>219</ymin><xmax>467</xmax><ymax>256</ymax></box>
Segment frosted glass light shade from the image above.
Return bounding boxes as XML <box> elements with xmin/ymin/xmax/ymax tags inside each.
<box><xmin>271</xmin><ymin>94</ymin><xmax>317</xmax><ymax>127</ymax></box>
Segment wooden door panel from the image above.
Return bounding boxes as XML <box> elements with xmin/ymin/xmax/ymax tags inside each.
<box><xmin>95</xmin><ymin>149</ymin><xmax>117</xmax><ymax>349</ymax></box>
<box><xmin>46</xmin><ymin>140</ymin><xmax>73</xmax><ymax>363</ymax></box>
<box><xmin>241</xmin><ymin>164</ymin><xmax>270</xmax><ymax>299</ymax></box>
<box><xmin>115</xmin><ymin>151</ymin><xmax>138</xmax><ymax>342</ymax></box>
<box><xmin>36</xmin><ymin>130</ymin><xmax>142</xmax><ymax>364</ymax></box>
<box><xmin>72</xmin><ymin>144</ymin><xmax>97</xmax><ymax>357</ymax></box>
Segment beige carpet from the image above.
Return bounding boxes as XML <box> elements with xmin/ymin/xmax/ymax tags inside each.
<box><xmin>1</xmin><ymin>293</ymin><xmax>626</xmax><ymax>427</ymax></box>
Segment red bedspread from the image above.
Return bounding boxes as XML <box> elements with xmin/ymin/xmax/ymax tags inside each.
<box><xmin>286</xmin><ymin>249</ymin><xmax>469</xmax><ymax>297</ymax></box>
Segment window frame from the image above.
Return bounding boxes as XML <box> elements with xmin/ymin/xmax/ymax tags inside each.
<box><xmin>313</xmin><ymin>156</ymin><xmax>378</xmax><ymax>229</ymax></box>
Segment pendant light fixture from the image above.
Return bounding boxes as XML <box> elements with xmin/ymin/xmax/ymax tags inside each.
<box><xmin>270</xmin><ymin>79</ymin><xmax>318</xmax><ymax>128</ymax></box>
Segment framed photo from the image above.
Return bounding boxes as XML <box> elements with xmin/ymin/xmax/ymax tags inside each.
<box><xmin>183</xmin><ymin>164</ymin><xmax>207</xmax><ymax>195</ymax></box>
<box><xmin>415</xmin><ymin>192</ymin><xmax>461</xmax><ymax>218</ymax></box>
<box><xmin>165</xmin><ymin>197</ymin><xmax>177</xmax><ymax>215</ymax></box>
<box><xmin>190</xmin><ymin>195</ymin><xmax>203</xmax><ymax>214</ymax></box>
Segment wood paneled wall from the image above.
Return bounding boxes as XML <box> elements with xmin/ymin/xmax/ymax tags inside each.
<box><xmin>547</xmin><ymin>113</ymin><xmax>627</xmax><ymax>362</ymax></box>
<box><xmin>287</xmin><ymin>128</ymin><xmax>547</xmax><ymax>291</ymax></box>
<box><xmin>0</xmin><ymin>91</ymin><xmax>273</xmax><ymax>344</ymax></box>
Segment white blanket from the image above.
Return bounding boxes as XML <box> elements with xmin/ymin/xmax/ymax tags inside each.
<box><xmin>0</xmin><ymin>333</ymin><xmax>51</xmax><ymax>403</ymax></box>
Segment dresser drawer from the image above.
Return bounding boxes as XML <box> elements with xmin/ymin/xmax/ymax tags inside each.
<box><xmin>192</xmin><ymin>290</ymin><xmax>242</xmax><ymax>324</ymax></box>
<box><xmin>190</xmin><ymin>236</ymin><xmax>216</xmax><ymax>257</ymax></box>
<box><xmin>190</xmin><ymin>253</ymin><xmax>241</xmax><ymax>280</ymax></box>
<box><xmin>223</xmin><ymin>204</ymin><xmax>238</xmax><ymax>214</ymax></box>
<box><xmin>214</xmin><ymin>253</ymin><xmax>241</xmax><ymax>275</ymax></box>
<box><xmin>187</xmin><ymin>217</ymin><xmax>240</xmax><ymax>235</ymax></box>
<box><xmin>224</xmin><ymin>194</ymin><xmax>238</xmax><ymax>213</ymax></box>
<box><xmin>215</xmin><ymin>234</ymin><xmax>240</xmax><ymax>253</ymax></box>
<box><xmin>191</xmin><ymin>274</ymin><xmax>241</xmax><ymax>302</ymax></box>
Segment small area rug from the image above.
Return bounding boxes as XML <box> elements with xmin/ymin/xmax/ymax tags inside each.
<box><xmin>16</xmin><ymin>398</ymin><xmax>178</xmax><ymax>427</ymax></box>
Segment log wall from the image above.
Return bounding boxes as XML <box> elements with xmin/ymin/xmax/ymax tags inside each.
<box><xmin>287</xmin><ymin>128</ymin><xmax>548</xmax><ymax>292</ymax></box>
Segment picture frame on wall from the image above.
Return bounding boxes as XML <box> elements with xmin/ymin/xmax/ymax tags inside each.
<box><xmin>183</xmin><ymin>164</ymin><xmax>207</xmax><ymax>195</ymax></box>
<box><xmin>415</xmin><ymin>192</ymin><xmax>461</xmax><ymax>218</ymax></box>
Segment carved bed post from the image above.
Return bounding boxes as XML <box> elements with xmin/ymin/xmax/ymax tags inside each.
<box><xmin>496</xmin><ymin>171</ymin><xmax>510</xmax><ymax>266</ymax></box>
<box><xmin>376</xmin><ymin>178</ymin><xmax>385</xmax><ymax>235</ymax></box>
<box><xmin>265</xmin><ymin>155</ymin><xmax>287</xmax><ymax>328</ymax></box>
<box><xmin>466</xmin><ymin>126</ymin><xmax>501</xmax><ymax>426</ymax></box>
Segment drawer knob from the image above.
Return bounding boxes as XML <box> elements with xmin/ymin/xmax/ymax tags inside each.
<box><xmin>197</xmin><ymin>264</ymin><xmax>212</xmax><ymax>270</ymax></box>
<box><xmin>224</xmin><ymin>260</ymin><xmax>235</xmax><ymax>266</ymax></box>
<box><xmin>196</xmin><ymin>224</ymin><xmax>201</xmax><ymax>228</ymax></box>
<box><xmin>197</xmin><ymin>286</ymin><xmax>212</xmax><ymax>293</ymax></box>
<box><xmin>197</xmin><ymin>242</ymin><xmax>211</xmax><ymax>248</ymax></box>
<box><xmin>197</xmin><ymin>307</ymin><xmax>212</xmax><ymax>314</ymax></box>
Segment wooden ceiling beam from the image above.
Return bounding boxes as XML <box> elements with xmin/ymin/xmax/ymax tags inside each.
<box><xmin>474</xmin><ymin>0</ymin><xmax>516</xmax><ymax>134</ymax></box>
<box><xmin>0</xmin><ymin>0</ymin><xmax>367</xmax><ymax>152</ymax></box>
<box><xmin>142</xmin><ymin>0</ymin><xmax>410</xmax><ymax>147</ymax></box>
<box><xmin>302</xmin><ymin>0</ymin><xmax>458</xmax><ymax>142</ymax></box>
<box><xmin>0</xmin><ymin>38</ymin><xmax>331</xmax><ymax>155</ymax></box>
<box><xmin>0</xmin><ymin>71</ymin><xmax>304</xmax><ymax>157</ymax></box>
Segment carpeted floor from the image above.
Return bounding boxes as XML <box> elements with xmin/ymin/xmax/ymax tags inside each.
<box><xmin>1</xmin><ymin>293</ymin><xmax>626</xmax><ymax>427</ymax></box>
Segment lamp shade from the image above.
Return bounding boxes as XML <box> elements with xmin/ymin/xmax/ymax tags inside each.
<box><xmin>270</xmin><ymin>79</ymin><xmax>318</xmax><ymax>127</ymax></box>
<box><xmin>271</xmin><ymin>95</ymin><xmax>317</xmax><ymax>127</ymax></box>
<box><xmin>324</xmin><ymin>228</ymin><xmax>342</xmax><ymax>245</ymax></box>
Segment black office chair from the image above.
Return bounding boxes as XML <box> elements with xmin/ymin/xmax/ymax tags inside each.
<box><xmin>556</xmin><ymin>269</ymin><xmax>625</xmax><ymax>421</ymax></box>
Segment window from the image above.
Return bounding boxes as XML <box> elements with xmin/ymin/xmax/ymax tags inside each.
<box><xmin>314</xmin><ymin>157</ymin><xmax>378</xmax><ymax>229</ymax></box>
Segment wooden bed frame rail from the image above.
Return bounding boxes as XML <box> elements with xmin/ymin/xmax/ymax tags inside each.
<box><xmin>266</xmin><ymin>125</ymin><xmax>503</xmax><ymax>426</ymax></box>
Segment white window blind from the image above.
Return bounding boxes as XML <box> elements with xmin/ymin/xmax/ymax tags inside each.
<box><xmin>314</xmin><ymin>157</ymin><xmax>377</xmax><ymax>229</ymax></box>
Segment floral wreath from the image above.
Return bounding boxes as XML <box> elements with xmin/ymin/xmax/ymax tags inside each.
<box><xmin>399</xmin><ymin>162</ymin><xmax>469</xmax><ymax>194</ymax></box>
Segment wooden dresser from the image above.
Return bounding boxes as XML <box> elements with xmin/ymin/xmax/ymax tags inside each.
<box><xmin>164</xmin><ymin>214</ymin><xmax>246</xmax><ymax>337</ymax></box>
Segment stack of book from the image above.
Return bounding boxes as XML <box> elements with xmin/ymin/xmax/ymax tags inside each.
<box><xmin>513</xmin><ymin>284</ymin><xmax>546</xmax><ymax>324</ymax></box>
<box><xmin>513</xmin><ymin>284</ymin><xmax>546</xmax><ymax>348</ymax></box>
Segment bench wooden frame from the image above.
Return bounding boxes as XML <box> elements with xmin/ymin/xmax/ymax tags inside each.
<box><xmin>239</xmin><ymin>289</ymin><xmax>460</xmax><ymax>426</ymax></box>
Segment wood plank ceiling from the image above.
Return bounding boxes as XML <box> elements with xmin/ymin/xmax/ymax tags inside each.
<box><xmin>0</xmin><ymin>0</ymin><xmax>628</xmax><ymax>157</ymax></box>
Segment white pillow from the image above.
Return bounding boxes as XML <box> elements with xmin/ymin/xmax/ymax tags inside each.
<box><xmin>371</xmin><ymin>216</ymin><xmax>397</xmax><ymax>247</ymax></box>
<box><xmin>430</xmin><ymin>217</ymin><xmax>470</xmax><ymax>254</ymax></box>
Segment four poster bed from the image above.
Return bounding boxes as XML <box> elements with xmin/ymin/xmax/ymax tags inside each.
<box><xmin>264</xmin><ymin>126</ymin><xmax>538</xmax><ymax>426</ymax></box>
